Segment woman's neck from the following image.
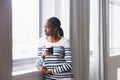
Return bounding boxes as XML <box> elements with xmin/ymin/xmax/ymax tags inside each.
<box><xmin>46</xmin><ymin>35</ymin><xmax>61</xmax><ymax>43</ymax></box>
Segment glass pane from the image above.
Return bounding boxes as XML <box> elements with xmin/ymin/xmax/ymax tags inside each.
<box><xmin>12</xmin><ymin>0</ymin><xmax>39</xmax><ymax>59</ymax></box>
<box><xmin>109</xmin><ymin>1</ymin><xmax>120</xmax><ymax>56</ymax></box>
<box><xmin>41</xmin><ymin>0</ymin><xmax>70</xmax><ymax>39</ymax></box>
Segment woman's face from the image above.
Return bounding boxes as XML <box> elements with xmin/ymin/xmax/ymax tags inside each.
<box><xmin>44</xmin><ymin>21</ymin><xmax>57</xmax><ymax>36</ymax></box>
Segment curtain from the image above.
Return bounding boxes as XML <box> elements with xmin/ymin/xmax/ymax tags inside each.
<box><xmin>70</xmin><ymin>0</ymin><xmax>90</xmax><ymax>80</ymax></box>
<box><xmin>89</xmin><ymin>0</ymin><xmax>100</xmax><ymax>80</ymax></box>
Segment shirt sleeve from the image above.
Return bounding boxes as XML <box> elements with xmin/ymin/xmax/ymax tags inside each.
<box><xmin>36</xmin><ymin>37</ymin><xmax>45</xmax><ymax>67</ymax></box>
<box><xmin>51</xmin><ymin>39</ymin><xmax>73</xmax><ymax>74</ymax></box>
<box><xmin>36</xmin><ymin>47</ymin><xmax>44</xmax><ymax>67</ymax></box>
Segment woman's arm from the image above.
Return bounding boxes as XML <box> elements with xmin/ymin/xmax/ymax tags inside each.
<box><xmin>50</xmin><ymin>39</ymin><xmax>73</xmax><ymax>74</ymax></box>
<box><xmin>38</xmin><ymin>66</ymin><xmax>52</xmax><ymax>75</ymax></box>
<box><xmin>36</xmin><ymin>47</ymin><xmax>52</xmax><ymax>74</ymax></box>
<box><xmin>36</xmin><ymin>47</ymin><xmax>44</xmax><ymax>68</ymax></box>
<box><xmin>51</xmin><ymin>47</ymin><xmax>73</xmax><ymax>74</ymax></box>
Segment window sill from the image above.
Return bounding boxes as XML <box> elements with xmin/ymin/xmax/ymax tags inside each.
<box><xmin>12</xmin><ymin>57</ymin><xmax>38</xmax><ymax>76</ymax></box>
<box><xmin>109</xmin><ymin>49</ymin><xmax>120</xmax><ymax>57</ymax></box>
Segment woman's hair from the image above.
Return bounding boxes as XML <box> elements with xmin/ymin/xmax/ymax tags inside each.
<box><xmin>47</xmin><ymin>17</ymin><xmax>64</xmax><ymax>37</ymax></box>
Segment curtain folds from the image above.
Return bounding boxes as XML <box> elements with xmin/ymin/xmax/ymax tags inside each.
<box><xmin>70</xmin><ymin>0</ymin><xmax>90</xmax><ymax>80</ymax></box>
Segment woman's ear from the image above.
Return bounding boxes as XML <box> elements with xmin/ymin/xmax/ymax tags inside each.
<box><xmin>54</xmin><ymin>27</ymin><xmax>58</xmax><ymax>32</ymax></box>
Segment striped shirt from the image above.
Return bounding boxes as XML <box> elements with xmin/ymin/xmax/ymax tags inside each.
<box><xmin>36</xmin><ymin>37</ymin><xmax>74</xmax><ymax>79</ymax></box>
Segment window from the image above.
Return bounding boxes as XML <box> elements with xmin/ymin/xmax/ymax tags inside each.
<box><xmin>109</xmin><ymin>0</ymin><xmax>120</xmax><ymax>56</ymax></box>
<box><xmin>12</xmin><ymin>0</ymin><xmax>40</xmax><ymax>74</ymax></box>
<box><xmin>12</xmin><ymin>0</ymin><xmax>39</xmax><ymax>60</ymax></box>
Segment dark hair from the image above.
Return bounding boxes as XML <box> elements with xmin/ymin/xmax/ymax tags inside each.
<box><xmin>47</xmin><ymin>17</ymin><xmax>64</xmax><ymax>37</ymax></box>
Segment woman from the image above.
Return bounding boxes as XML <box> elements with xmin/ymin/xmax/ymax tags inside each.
<box><xmin>36</xmin><ymin>17</ymin><xmax>74</xmax><ymax>80</ymax></box>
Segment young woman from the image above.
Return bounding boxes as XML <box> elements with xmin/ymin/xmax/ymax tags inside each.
<box><xmin>36</xmin><ymin>17</ymin><xmax>74</xmax><ymax>80</ymax></box>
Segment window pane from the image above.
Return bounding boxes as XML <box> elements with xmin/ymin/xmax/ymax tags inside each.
<box><xmin>41</xmin><ymin>0</ymin><xmax>70</xmax><ymax>39</ymax></box>
<box><xmin>12</xmin><ymin>0</ymin><xmax>39</xmax><ymax>59</ymax></box>
<box><xmin>109</xmin><ymin>0</ymin><xmax>120</xmax><ymax>56</ymax></box>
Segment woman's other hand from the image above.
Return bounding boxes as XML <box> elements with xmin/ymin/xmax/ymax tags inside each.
<box><xmin>38</xmin><ymin>66</ymin><xmax>52</xmax><ymax>75</ymax></box>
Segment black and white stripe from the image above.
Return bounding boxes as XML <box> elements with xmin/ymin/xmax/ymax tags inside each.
<box><xmin>36</xmin><ymin>38</ymin><xmax>74</xmax><ymax>79</ymax></box>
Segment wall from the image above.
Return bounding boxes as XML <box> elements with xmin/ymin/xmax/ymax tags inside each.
<box><xmin>108</xmin><ymin>56</ymin><xmax>120</xmax><ymax>80</ymax></box>
<box><xmin>13</xmin><ymin>71</ymin><xmax>44</xmax><ymax>80</ymax></box>
<box><xmin>0</xmin><ymin>0</ymin><xmax>12</xmax><ymax>80</ymax></box>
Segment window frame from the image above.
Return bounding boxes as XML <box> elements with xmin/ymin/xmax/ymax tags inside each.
<box><xmin>12</xmin><ymin>0</ymin><xmax>42</xmax><ymax>74</ymax></box>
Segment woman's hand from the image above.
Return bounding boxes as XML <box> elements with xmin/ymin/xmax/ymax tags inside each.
<box><xmin>38</xmin><ymin>66</ymin><xmax>52</xmax><ymax>75</ymax></box>
<box><xmin>42</xmin><ymin>51</ymin><xmax>52</xmax><ymax>58</ymax></box>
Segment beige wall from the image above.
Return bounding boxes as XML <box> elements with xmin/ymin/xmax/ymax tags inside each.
<box><xmin>0</xmin><ymin>0</ymin><xmax>12</xmax><ymax>80</ymax></box>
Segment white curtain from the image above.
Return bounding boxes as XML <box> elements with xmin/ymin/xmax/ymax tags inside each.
<box><xmin>89</xmin><ymin>0</ymin><xmax>107</xmax><ymax>80</ymax></box>
<box><xmin>89</xmin><ymin>0</ymin><xmax>100</xmax><ymax>80</ymax></box>
<box><xmin>70</xmin><ymin>0</ymin><xmax>90</xmax><ymax>80</ymax></box>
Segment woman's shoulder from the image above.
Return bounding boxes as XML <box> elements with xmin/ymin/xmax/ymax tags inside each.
<box><xmin>61</xmin><ymin>37</ymin><xmax>69</xmax><ymax>42</ymax></box>
<box><xmin>60</xmin><ymin>37</ymin><xmax>70</xmax><ymax>47</ymax></box>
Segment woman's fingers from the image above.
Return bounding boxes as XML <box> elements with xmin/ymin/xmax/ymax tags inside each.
<box><xmin>42</xmin><ymin>51</ymin><xmax>51</xmax><ymax>58</ymax></box>
<box><xmin>39</xmin><ymin>66</ymin><xmax>43</xmax><ymax>71</ymax></box>
<box><xmin>39</xmin><ymin>66</ymin><xmax>47</xmax><ymax>71</ymax></box>
<box><xmin>42</xmin><ymin>66</ymin><xmax>47</xmax><ymax>71</ymax></box>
